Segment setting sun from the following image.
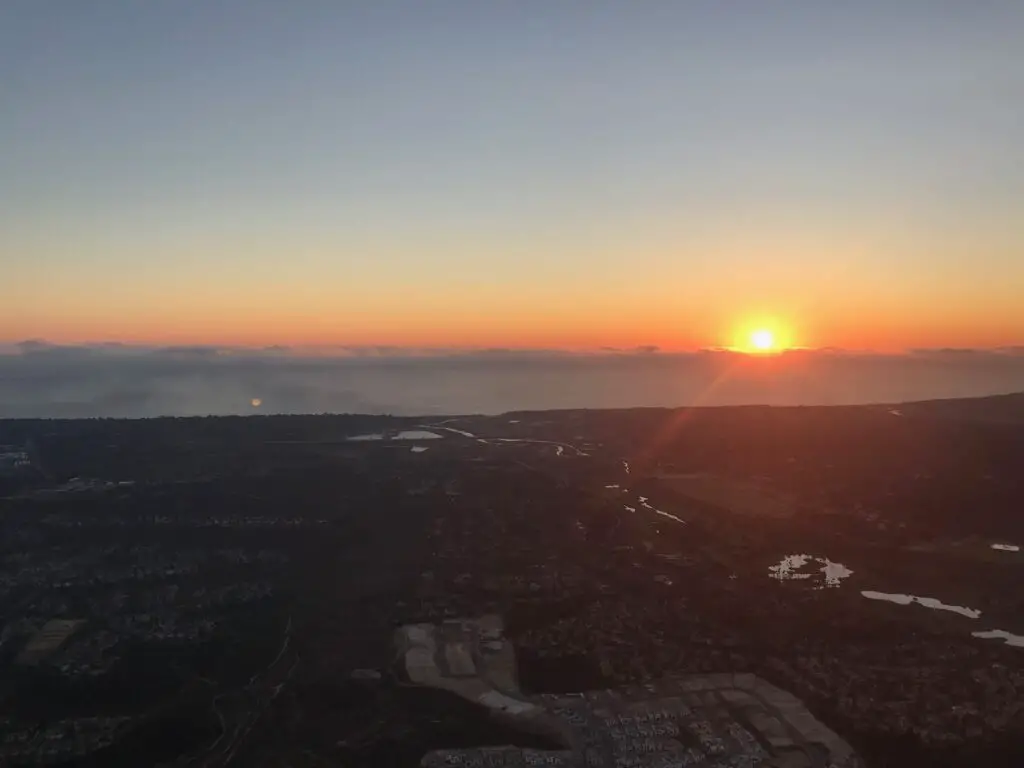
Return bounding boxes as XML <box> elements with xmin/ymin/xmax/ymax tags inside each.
<box><xmin>730</xmin><ymin>320</ymin><xmax>792</xmax><ymax>354</ymax></box>
<box><xmin>750</xmin><ymin>329</ymin><xmax>775</xmax><ymax>351</ymax></box>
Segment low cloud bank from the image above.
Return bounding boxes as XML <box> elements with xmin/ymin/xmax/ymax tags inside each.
<box><xmin>2</xmin><ymin>341</ymin><xmax>1023</xmax><ymax>418</ymax></box>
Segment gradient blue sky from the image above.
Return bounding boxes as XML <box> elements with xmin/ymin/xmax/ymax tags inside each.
<box><xmin>3</xmin><ymin>1</ymin><xmax>1023</xmax><ymax>350</ymax></box>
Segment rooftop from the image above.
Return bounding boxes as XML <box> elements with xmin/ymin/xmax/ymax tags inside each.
<box><xmin>397</xmin><ymin>616</ymin><xmax>863</xmax><ymax>768</ymax></box>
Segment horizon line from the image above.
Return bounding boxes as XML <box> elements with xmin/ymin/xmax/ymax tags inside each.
<box><xmin>3</xmin><ymin>339</ymin><xmax>1024</xmax><ymax>359</ymax></box>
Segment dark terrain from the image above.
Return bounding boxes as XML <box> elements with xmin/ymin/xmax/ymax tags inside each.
<box><xmin>2</xmin><ymin>393</ymin><xmax>1023</xmax><ymax>766</ymax></box>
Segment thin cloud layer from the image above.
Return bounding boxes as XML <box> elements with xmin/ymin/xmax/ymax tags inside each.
<box><xmin>2</xmin><ymin>341</ymin><xmax>1023</xmax><ymax>418</ymax></box>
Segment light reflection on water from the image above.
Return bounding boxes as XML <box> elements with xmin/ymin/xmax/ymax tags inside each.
<box><xmin>769</xmin><ymin>559</ymin><xmax>1023</xmax><ymax>650</ymax></box>
<box><xmin>770</xmin><ymin>554</ymin><xmax>813</xmax><ymax>581</ymax></box>
<box><xmin>860</xmin><ymin>591</ymin><xmax>981</xmax><ymax>619</ymax></box>
<box><xmin>637</xmin><ymin>496</ymin><xmax>687</xmax><ymax>525</ymax></box>
<box><xmin>769</xmin><ymin>554</ymin><xmax>853</xmax><ymax>588</ymax></box>
<box><xmin>820</xmin><ymin>561</ymin><xmax>854</xmax><ymax>586</ymax></box>
<box><xmin>347</xmin><ymin>430</ymin><xmax>443</xmax><ymax>441</ymax></box>
<box><xmin>973</xmin><ymin>630</ymin><xmax>1024</xmax><ymax>648</ymax></box>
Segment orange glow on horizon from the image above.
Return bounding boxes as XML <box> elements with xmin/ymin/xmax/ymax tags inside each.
<box><xmin>4</xmin><ymin>303</ymin><xmax>1024</xmax><ymax>354</ymax></box>
<box><xmin>729</xmin><ymin>317</ymin><xmax>796</xmax><ymax>355</ymax></box>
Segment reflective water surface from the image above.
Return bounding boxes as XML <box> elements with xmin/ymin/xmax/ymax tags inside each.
<box><xmin>769</xmin><ymin>555</ymin><xmax>853</xmax><ymax>588</ymax></box>
<box><xmin>860</xmin><ymin>591</ymin><xmax>981</xmax><ymax>619</ymax></box>
<box><xmin>972</xmin><ymin>630</ymin><xmax>1024</xmax><ymax>648</ymax></box>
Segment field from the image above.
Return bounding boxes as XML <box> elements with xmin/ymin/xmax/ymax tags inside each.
<box><xmin>1</xmin><ymin>394</ymin><xmax>1023</xmax><ymax>766</ymax></box>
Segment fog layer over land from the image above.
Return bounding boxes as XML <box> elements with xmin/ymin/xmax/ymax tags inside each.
<box><xmin>2</xmin><ymin>342</ymin><xmax>1024</xmax><ymax>418</ymax></box>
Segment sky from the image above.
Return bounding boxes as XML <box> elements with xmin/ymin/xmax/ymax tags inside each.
<box><xmin>2</xmin><ymin>1</ymin><xmax>1023</xmax><ymax>352</ymax></box>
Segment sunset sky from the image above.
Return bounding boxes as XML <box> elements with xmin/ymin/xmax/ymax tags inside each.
<box><xmin>3</xmin><ymin>2</ymin><xmax>1022</xmax><ymax>352</ymax></box>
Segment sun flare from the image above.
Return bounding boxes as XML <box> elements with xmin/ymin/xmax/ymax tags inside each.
<box><xmin>750</xmin><ymin>329</ymin><xmax>775</xmax><ymax>351</ymax></box>
<box><xmin>730</xmin><ymin>320</ymin><xmax>792</xmax><ymax>354</ymax></box>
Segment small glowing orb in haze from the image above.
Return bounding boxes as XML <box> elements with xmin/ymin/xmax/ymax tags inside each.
<box><xmin>251</xmin><ymin>398</ymin><xmax>262</xmax><ymax>408</ymax></box>
<box><xmin>750</xmin><ymin>329</ymin><xmax>775</xmax><ymax>351</ymax></box>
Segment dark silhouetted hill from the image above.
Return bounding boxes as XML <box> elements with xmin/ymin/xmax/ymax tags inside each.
<box><xmin>897</xmin><ymin>391</ymin><xmax>1024</xmax><ymax>424</ymax></box>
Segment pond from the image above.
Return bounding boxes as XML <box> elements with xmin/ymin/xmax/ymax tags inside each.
<box><xmin>768</xmin><ymin>555</ymin><xmax>853</xmax><ymax>588</ymax></box>
<box><xmin>972</xmin><ymin>630</ymin><xmax>1024</xmax><ymax>648</ymax></box>
<box><xmin>860</xmin><ymin>591</ymin><xmax>981</xmax><ymax>619</ymax></box>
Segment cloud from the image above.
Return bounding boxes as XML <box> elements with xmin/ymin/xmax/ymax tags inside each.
<box><xmin>909</xmin><ymin>347</ymin><xmax>983</xmax><ymax>357</ymax></box>
<box><xmin>593</xmin><ymin>345</ymin><xmax>660</xmax><ymax>355</ymax></box>
<box><xmin>151</xmin><ymin>345</ymin><xmax>229</xmax><ymax>358</ymax></box>
<box><xmin>907</xmin><ymin>347</ymin><xmax>1024</xmax><ymax>364</ymax></box>
<box><xmin>14</xmin><ymin>339</ymin><xmax>95</xmax><ymax>357</ymax></box>
<box><xmin>0</xmin><ymin>341</ymin><xmax>1020</xmax><ymax>418</ymax></box>
<box><xmin>16</xmin><ymin>340</ymin><xmax>54</xmax><ymax>354</ymax></box>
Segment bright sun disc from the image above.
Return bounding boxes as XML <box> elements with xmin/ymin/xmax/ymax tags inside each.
<box><xmin>750</xmin><ymin>329</ymin><xmax>775</xmax><ymax>351</ymax></box>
